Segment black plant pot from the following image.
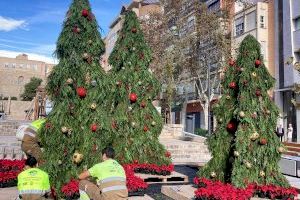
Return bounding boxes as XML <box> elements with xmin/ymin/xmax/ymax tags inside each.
<box><xmin>65</xmin><ymin>193</ymin><xmax>80</xmax><ymax>200</ymax></box>
<box><xmin>128</xmin><ymin>189</ymin><xmax>145</xmax><ymax>197</ymax></box>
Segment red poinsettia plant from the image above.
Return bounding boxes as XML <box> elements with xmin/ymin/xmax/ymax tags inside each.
<box><xmin>61</xmin><ymin>179</ymin><xmax>79</xmax><ymax>197</ymax></box>
<box><xmin>0</xmin><ymin>160</ymin><xmax>25</xmax><ymax>188</ymax></box>
<box><xmin>194</xmin><ymin>177</ymin><xmax>298</xmax><ymax>200</ymax></box>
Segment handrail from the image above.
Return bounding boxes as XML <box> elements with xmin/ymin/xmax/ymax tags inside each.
<box><xmin>182</xmin><ymin>131</ymin><xmax>207</xmax><ymax>140</ymax></box>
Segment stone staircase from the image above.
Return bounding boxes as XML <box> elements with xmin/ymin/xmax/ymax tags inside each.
<box><xmin>160</xmin><ymin>138</ymin><xmax>211</xmax><ymax>166</ymax></box>
<box><xmin>0</xmin><ymin>120</ymin><xmax>29</xmax><ymax>160</ymax></box>
<box><xmin>283</xmin><ymin>142</ymin><xmax>300</xmax><ymax>156</ymax></box>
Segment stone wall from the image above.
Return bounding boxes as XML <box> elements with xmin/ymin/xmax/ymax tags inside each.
<box><xmin>1</xmin><ymin>100</ymin><xmax>32</xmax><ymax>120</ymax></box>
<box><xmin>160</xmin><ymin>124</ymin><xmax>184</xmax><ymax>139</ymax></box>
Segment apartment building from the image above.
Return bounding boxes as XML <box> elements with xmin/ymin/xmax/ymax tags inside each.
<box><xmin>102</xmin><ymin>0</ymin><xmax>161</xmax><ymax>71</ymax></box>
<box><xmin>274</xmin><ymin>0</ymin><xmax>300</xmax><ymax>142</ymax></box>
<box><xmin>0</xmin><ymin>54</ymin><xmax>54</xmax><ymax>100</ymax></box>
<box><xmin>232</xmin><ymin>1</ymin><xmax>275</xmax><ymax>76</ymax></box>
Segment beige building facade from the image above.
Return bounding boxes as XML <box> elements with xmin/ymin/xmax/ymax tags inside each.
<box><xmin>232</xmin><ymin>1</ymin><xmax>275</xmax><ymax>76</ymax></box>
<box><xmin>102</xmin><ymin>0</ymin><xmax>161</xmax><ymax>71</ymax></box>
<box><xmin>0</xmin><ymin>54</ymin><xmax>54</xmax><ymax>100</ymax></box>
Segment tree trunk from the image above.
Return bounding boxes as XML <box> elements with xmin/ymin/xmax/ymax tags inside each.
<box><xmin>201</xmin><ymin>100</ymin><xmax>209</xmax><ymax>130</ymax></box>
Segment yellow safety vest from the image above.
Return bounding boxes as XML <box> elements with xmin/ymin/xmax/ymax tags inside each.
<box><xmin>88</xmin><ymin>159</ymin><xmax>127</xmax><ymax>193</ymax></box>
<box><xmin>17</xmin><ymin>168</ymin><xmax>50</xmax><ymax>196</ymax></box>
<box><xmin>29</xmin><ymin>119</ymin><xmax>46</xmax><ymax>133</ymax></box>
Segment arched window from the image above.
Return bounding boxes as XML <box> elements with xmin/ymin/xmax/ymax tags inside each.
<box><xmin>18</xmin><ymin>76</ymin><xmax>24</xmax><ymax>85</ymax></box>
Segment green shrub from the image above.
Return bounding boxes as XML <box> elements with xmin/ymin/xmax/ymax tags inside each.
<box><xmin>195</xmin><ymin>128</ymin><xmax>208</xmax><ymax>137</ymax></box>
<box><xmin>11</xmin><ymin>97</ymin><xmax>18</xmax><ymax>100</ymax></box>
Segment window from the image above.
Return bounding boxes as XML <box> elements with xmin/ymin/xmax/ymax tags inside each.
<box><xmin>12</xmin><ymin>63</ymin><xmax>16</xmax><ymax>68</ymax></box>
<box><xmin>295</xmin><ymin>17</ymin><xmax>300</xmax><ymax>30</ymax></box>
<box><xmin>235</xmin><ymin>17</ymin><xmax>244</xmax><ymax>36</ymax></box>
<box><xmin>260</xmin><ymin>16</ymin><xmax>265</xmax><ymax>28</ymax></box>
<box><xmin>18</xmin><ymin>76</ymin><xmax>24</xmax><ymax>85</ymax></box>
<box><xmin>27</xmin><ymin>64</ymin><xmax>31</xmax><ymax>69</ymax></box>
<box><xmin>246</xmin><ymin>11</ymin><xmax>256</xmax><ymax>31</ymax></box>
<box><xmin>208</xmin><ymin>0</ymin><xmax>221</xmax><ymax>13</ymax></box>
<box><xmin>4</xmin><ymin>63</ymin><xmax>9</xmax><ymax>68</ymax></box>
<box><xmin>19</xmin><ymin>64</ymin><xmax>24</xmax><ymax>68</ymax></box>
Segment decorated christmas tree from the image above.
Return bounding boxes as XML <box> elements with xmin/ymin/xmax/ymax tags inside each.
<box><xmin>39</xmin><ymin>0</ymin><xmax>109</xmax><ymax>196</ymax></box>
<box><xmin>199</xmin><ymin>35</ymin><xmax>289</xmax><ymax>187</ymax></box>
<box><xmin>108</xmin><ymin>11</ymin><xmax>171</xmax><ymax>166</ymax></box>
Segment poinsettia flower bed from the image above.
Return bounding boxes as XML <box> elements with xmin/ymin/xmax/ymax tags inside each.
<box><xmin>194</xmin><ymin>177</ymin><xmax>298</xmax><ymax>200</ymax></box>
<box><xmin>0</xmin><ymin>159</ymin><xmax>25</xmax><ymax>188</ymax></box>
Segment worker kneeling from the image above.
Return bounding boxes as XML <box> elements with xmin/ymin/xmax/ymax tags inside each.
<box><xmin>79</xmin><ymin>147</ymin><xmax>128</xmax><ymax>200</ymax></box>
<box><xmin>17</xmin><ymin>118</ymin><xmax>46</xmax><ymax>163</ymax></box>
<box><xmin>17</xmin><ymin>156</ymin><xmax>51</xmax><ymax>200</ymax></box>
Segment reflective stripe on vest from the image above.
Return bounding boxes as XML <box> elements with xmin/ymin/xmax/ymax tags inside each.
<box><xmin>100</xmin><ymin>177</ymin><xmax>126</xmax><ymax>184</ymax></box>
<box><xmin>24</xmin><ymin>131</ymin><xmax>36</xmax><ymax>138</ymax></box>
<box><xmin>19</xmin><ymin>189</ymin><xmax>49</xmax><ymax>195</ymax></box>
<box><xmin>102</xmin><ymin>185</ymin><xmax>127</xmax><ymax>193</ymax></box>
<box><xmin>79</xmin><ymin>189</ymin><xmax>91</xmax><ymax>200</ymax></box>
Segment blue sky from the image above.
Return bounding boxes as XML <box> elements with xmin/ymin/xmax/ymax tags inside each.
<box><xmin>0</xmin><ymin>0</ymin><xmax>131</xmax><ymax>63</ymax></box>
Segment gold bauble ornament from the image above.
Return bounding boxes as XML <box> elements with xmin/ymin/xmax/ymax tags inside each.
<box><xmin>210</xmin><ymin>172</ymin><xmax>217</xmax><ymax>178</ymax></box>
<box><xmin>66</xmin><ymin>78</ymin><xmax>73</xmax><ymax>84</ymax></box>
<box><xmin>278</xmin><ymin>146</ymin><xmax>285</xmax><ymax>153</ymax></box>
<box><xmin>88</xmin><ymin>40</ymin><xmax>93</xmax><ymax>44</ymax></box>
<box><xmin>226</xmin><ymin>95</ymin><xmax>231</xmax><ymax>100</ymax></box>
<box><xmin>233</xmin><ymin>151</ymin><xmax>239</xmax><ymax>157</ymax></box>
<box><xmin>250</xmin><ymin>131</ymin><xmax>259</xmax><ymax>141</ymax></box>
<box><xmin>131</xmin><ymin>122</ymin><xmax>136</xmax><ymax>127</ymax></box>
<box><xmin>151</xmin><ymin>121</ymin><xmax>156</xmax><ymax>126</ymax></box>
<box><xmin>82</xmin><ymin>53</ymin><xmax>89</xmax><ymax>59</ymax></box>
<box><xmin>72</xmin><ymin>151</ymin><xmax>84</xmax><ymax>164</ymax></box>
<box><xmin>239</xmin><ymin>111</ymin><xmax>245</xmax><ymax>118</ymax></box>
<box><xmin>245</xmin><ymin>162</ymin><xmax>252</xmax><ymax>168</ymax></box>
<box><xmin>58</xmin><ymin>160</ymin><xmax>63</xmax><ymax>165</ymax></box>
<box><xmin>252</xmin><ymin>72</ymin><xmax>257</xmax><ymax>77</ymax></box>
<box><xmin>61</xmin><ymin>126</ymin><xmax>68</xmax><ymax>133</ymax></box>
<box><xmin>259</xmin><ymin>171</ymin><xmax>265</xmax><ymax>177</ymax></box>
<box><xmin>90</xmin><ymin>103</ymin><xmax>97</xmax><ymax>110</ymax></box>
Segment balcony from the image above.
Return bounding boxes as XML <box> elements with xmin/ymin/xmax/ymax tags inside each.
<box><xmin>294</xmin><ymin>29</ymin><xmax>300</xmax><ymax>52</ymax></box>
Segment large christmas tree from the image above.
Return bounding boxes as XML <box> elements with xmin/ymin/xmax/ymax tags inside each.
<box><xmin>108</xmin><ymin>11</ymin><xmax>171</xmax><ymax>166</ymax></box>
<box><xmin>39</xmin><ymin>0</ymin><xmax>109</xmax><ymax>196</ymax></box>
<box><xmin>200</xmin><ymin>35</ymin><xmax>289</xmax><ymax>187</ymax></box>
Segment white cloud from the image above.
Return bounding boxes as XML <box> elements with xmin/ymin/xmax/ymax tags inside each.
<box><xmin>0</xmin><ymin>16</ymin><xmax>27</xmax><ymax>31</ymax></box>
<box><xmin>0</xmin><ymin>50</ymin><xmax>58</xmax><ymax>64</ymax></box>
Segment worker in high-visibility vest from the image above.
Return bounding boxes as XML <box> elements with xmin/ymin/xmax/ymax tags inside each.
<box><xmin>17</xmin><ymin>156</ymin><xmax>51</xmax><ymax>200</ymax></box>
<box><xmin>78</xmin><ymin>147</ymin><xmax>128</xmax><ymax>200</ymax></box>
<box><xmin>20</xmin><ymin>118</ymin><xmax>46</xmax><ymax>163</ymax></box>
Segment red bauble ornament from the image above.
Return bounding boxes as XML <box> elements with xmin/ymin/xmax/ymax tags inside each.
<box><xmin>140</xmin><ymin>53</ymin><xmax>144</xmax><ymax>59</ymax></box>
<box><xmin>143</xmin><ymin>125</ymin><xmax>149</xmax><ymax>132</ymax></box>
<box><xmin>165</xmin><ymin>151</ymin><xmax>171</xmax><ymax>158</ymax></box>
<box><xmin>141</xmin><ymin>101</ymin><xmax>146</xmax><ymax>108</ymax></box>
<box><xmin>111</xmin><ymin>120</ymin><xmax>117</xmax><ymax>129</ymax></box>
<box><xmin>45</xmin><ymin>123</ymin><xmax>52</xmax><ymax>129</ymax></box>
<box><xmin>229</xmin><ymin>82</ymin><xmax>237</xmax><ymax>89</ymax></box>
<box><xmin>134</xmin><ymin>160</ymin><xmax>138</xmax><ymax>164</ymax></box>
<box><xmin>255</xmin><ymin>89</ymin><xmax>261</xmax><ymax>96</ymax></box>
<box><xmin>227</xmin><ymin>121</ymin><xmax>237</xmax><ymax>133</ymax></box>
<box><xmin>229</xmin><ymin>59</ymin><xmax>235</xmax><ymax>66</ymax></box>
<box><xmin>91</xmin><ymin>124</ymin><xmax>98</xmax><ymax>132</ymax></box>
<box><xmin>255</xmin><ymin>59</ymin><xmax>261</xmax><ymax>67</ymax></box>
<box><xmin>82</xmin><ymin>9</ymin><xmax>89</xmax><ymax>17</ymax></box>
<box><xmin>131</xmin><ymin>28</ymin><xmax>137</xmax><ymax>33</ymax></box>
<box><xmin>129</xmin><ymin>93</ymin><xmax>137</xmax><ymax>103</ymax></box>
<box><xmin>77</xmin><ymin>87</ymin><xmax>87</xmax><ymax>98</ymax></box>
<box><xmin>73</xmin><ymin>26</ymin><xmax>80</xmax><ymax>33</ymax></box>
<box><xmin>260</xmin><ymin>138</ymin><xmax>267</xmax><ymax>145</ymax></box>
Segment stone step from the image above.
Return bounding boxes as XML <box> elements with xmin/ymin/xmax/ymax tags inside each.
<box><xmin>0</xmin><ymin>120</ymin><xmax>29</xmax><ymax>136</ymax></box>
<box><xmin>168</xmin><ymin>149</ymin><xmax>210</xmax><ymax>154</ymax></box>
